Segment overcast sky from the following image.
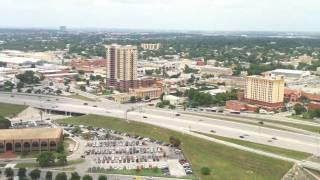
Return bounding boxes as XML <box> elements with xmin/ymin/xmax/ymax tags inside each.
<box><xmin>0</xmin><ymin>0</ymin><xmax>318</xmax><ymax>32</ymax></box>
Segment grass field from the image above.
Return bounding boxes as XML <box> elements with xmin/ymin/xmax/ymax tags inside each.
<box><xmin>92</xmin><ymin>168</ymin><xmax>166</xmax><ymax>177</ymax></box>
<box><xmin>57</xmin><ymin>115</ymin><xmax>294</xmax><ymax>180</ymax></box>
<box><xmin>0</xmin><ymin>102</ymin><xmax>27</xmax><ymax>117</ymax></box>
<box><xmin>195</xmin><ymin>132</ymin><xmax>311</xmax><ymax>160</ymax></box>
<box><xmin>15</xmin><ymin>159</ymin><xmax>85</xmax><ymax>168</ymax></box>
<box><xmin>67</xmin><ymin>94</ymin><xmax>95</xmax><ymax>102</ymax></box>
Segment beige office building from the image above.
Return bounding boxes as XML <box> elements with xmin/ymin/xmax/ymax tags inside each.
<box><xmin>105</xmin><ymin>44</ymin><xmax>138</xmax><ymax>91</ymax></box>
<box><xmin>244</xmin><ymin>75</ymin><xmax>284</xmax><ymax>108</ymax></box>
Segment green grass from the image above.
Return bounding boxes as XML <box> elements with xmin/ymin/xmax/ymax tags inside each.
<box><xmin>67</xmin><ymin>95</ymin><xmax>95</xmax><ymax>102</ymax></box>
<box><xmin>195</xmin><ymin>132</ymin><xmax>311</xmax><ymax>160</ymax></box>
<box><xmin>0</xmin><ymin>102</ymin><xmax>27</xmax><ymax>117</ymax></box>
<box><xmin>187</xmin><ymin>112</ymin><xmax>320</xmax><ymax>134</ymax></box>
<box><xmin>15</xmin><ymin>159</ymin><xmax>85</xmax><ymax>168</ymax></box>
<box><xmin>93</xmin><ymin>168</ymin><xmax>165</xmax><ymax>177</ymax></box>
<box><xmin>57</xmin><ymin>115</ymin><xmax>294</xmax><ymax>180</ymax></box>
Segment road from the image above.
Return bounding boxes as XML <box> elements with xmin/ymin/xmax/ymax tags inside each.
<box><xmin>2</xmin><ymin>92</ymin><xmax>320</xmax><ymax>171</ymax></box>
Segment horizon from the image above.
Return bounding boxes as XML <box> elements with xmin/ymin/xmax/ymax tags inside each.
<box><xmin>0</xmin><ymin>0</ymin><xmax>319</xmax><ymax>32</ymax></box>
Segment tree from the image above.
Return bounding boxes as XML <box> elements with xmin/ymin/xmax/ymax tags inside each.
<box><xmin>56</xmin><ymin>142</ymin><xmax>65</xmax><ymax>153</ymax></box>
<box><xmin>80</xmin><ymin>85</ymin><xmax>86</xmax><ymax>92</ymax></box>
<box><xmin>55</xmin><ymin>172</ymin><xmax>67</xmax><ymax>180</ymax></box>
<box><xmin>293</xmin><ymin>103</ymin><xmax>307</xmax><ymax>115</ymax></box>
<box><xmin>18</xmin><ymin>168</ymin><xmax>27</xmax><ymax>179</ymax></box>
<box><xmin>17</xmin><ymin>82</ymin><xmax>24</xmax><ymax>89</ymax></box>
<box><xmin>45</xmin><ymin>171</ymin><xmax>53</xmax><ymax>180</ymax></box>
<box><xmin>56</xmin><ymin>89</ymin><xmax>62</xmax><ymax>95</ymax></box>
<box><xmin>5</xmin><ymin>168</ymin><xmax>14</xmax><ymax>178</ymax></box>
<box><xmin>16</xmin><ymin>71</ymin><xmax>40</xmax><ymax>84</ymax></box>
<box><xmin>36</xmin><ymin>152</ymin><xmax>56</xmax><ymax>167</ymax></box>
<box><xmin>0</xmin><ymin>116</ymin><xmax>11</xmax><ymax>129</ymax></box>
<box><xmin>56</xmin><ymin>153</ymin><xmax>67</xmax><ymax>165</ymax></box>
<box><xmin>169</xmin><ymin>105</ymin><xmax>176</xmax><ymax>109</ymax></box>
<box><xmin>169</xmin><ymin>136</ymin><xmax>181</xmax><ymax>147</ymax></box>
<box><xmin>70</xmin><ymin>172</ymin><xmax>81</xmax><ymax>180</ymax></box>
<box><xmin>130</xmin><ymin>96</ymin><xmax>136</xmax><ymax>103</ymax></box>
<box><xmin>82</xmin><ymin>175</ymin><xmax>93</xmax><ymax>180</ymax></box>
<box><xmin>200</xmin><ymin>167</ymin><xmax>211</xmax><ymax>175</ymax></box>
<box><xmin>160</xmin><ymin>93</ymin><xmax>165</xmax><ymax>101</ymax></box>
<box><xmin>29</xmin><ymin>169</ymin><xmax>41</xmax><ymax>180</ymax></box>
<box><xmin>98</xmin><ymin>175</ymin><xmax>108</xmax><ymax>180</ymax></box>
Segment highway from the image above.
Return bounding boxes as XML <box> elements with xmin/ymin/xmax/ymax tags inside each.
<box><xmin>1</xmin><ymin>92</ymin><xmax>320</xmax><ymax>154</ymax></box>
<box><xmin>1</xmin><ymin>93</ymin><xmax>320</xmax><ymax>165</ymax></box>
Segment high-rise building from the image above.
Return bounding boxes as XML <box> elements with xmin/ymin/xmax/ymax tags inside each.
<box><xmin>105</xmin><ymin>44</ymin><xmax>138</xmax><ymax>91</ymax></box>
<box><xmin>244</xmin><ymin>75</ymin><xmax>284</xmax><ymax>108</ymax></box>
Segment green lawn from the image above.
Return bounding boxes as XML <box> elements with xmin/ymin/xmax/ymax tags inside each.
<box><xmin>57</xmin><ymin>115</ymin><xmax>294</xmax><ymax>180</ymax></box>
<box><xmin>0</xmin><ymin>102</ymin><xmax>27</xmax><ymax>117</ymax></box>
<box><xmin>67</xmin><ymin>95</ymin><xmax>95</xmax><ymax>102</ymax></box>
<box><xmin>15</xmin><ymin>159</ymin><xmax>85</xmax><ymax>168</ymax></box>
<box><xmin>92</xmin><ymin>168</ymin><xmax>166</xmax><ymax>177</ymax></box>
<box><xmin>195</xmin><ymin>132</ymin><xmax>311</xmax><ymax>160</ymax></box>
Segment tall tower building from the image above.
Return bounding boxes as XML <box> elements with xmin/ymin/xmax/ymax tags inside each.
<box><xmin>105</xmin><ymin>44</ymin><xmax>138</xmax><ymax>91</ymax></box>
<box><xmin>244</xmin><ymin>75</ymin><xmax>284</xmax><ymax>108</ymax></box>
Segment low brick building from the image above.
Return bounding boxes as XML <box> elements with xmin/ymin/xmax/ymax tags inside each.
<box><xmin>0</xmin><ymin>128</ymin><xmax>63</xmax><ymax>153</ymax></box>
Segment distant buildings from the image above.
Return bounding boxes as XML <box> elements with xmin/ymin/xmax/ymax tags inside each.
<box><xmin>112</xmin><ymin>87</ymin><xmax>163</xmax><ymax>104</ymax></box>
<box><xmin>59</xmin><ymin>26</ymin><xmax>67</xmax><ymax>31</ymax></box>
<box><xmin>105</xmin><ymin>44</ymin><xmax>138</xmax><ymax>91</ymax></box>
<box><xmin>244</xmin><ymin>75</ymin><xmax>284</xmax><ymax>109</ymax></box>
<box><xmin>141</xmin><ymin>43</ymin><xmax>161</xmax><ymax>50</ymax></box>
<box><xmin>200</xmin><ymin>66</ymin><xmax>233</xmax><ymax>77</ymax></box>
<box><xmin>269</xmin><ymin>69</ymin><xmax>310</xmax><ymax>80</ymax></box>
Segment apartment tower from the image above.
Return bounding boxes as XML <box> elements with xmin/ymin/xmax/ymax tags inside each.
<box><xmin>105</xmin><ymin>44</ymin><xmax>138</xmax><ymax>91</ymax></box>
<box><xmin>244</xmin><ymin>75</ymin><xmax>284</xmax><ymax>108</ymax></box>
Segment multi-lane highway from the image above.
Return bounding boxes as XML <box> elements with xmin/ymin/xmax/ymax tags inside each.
<box><xmin>1</xmin><ymin>92</ymin><xmax>320</xmax><ymax>156</ymax></box>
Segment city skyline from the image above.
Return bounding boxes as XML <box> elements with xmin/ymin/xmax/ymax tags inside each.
<box><xmin>0</xmin><ymin>0</ymin><xmax>319</xmax><ymax>32</ymax></box>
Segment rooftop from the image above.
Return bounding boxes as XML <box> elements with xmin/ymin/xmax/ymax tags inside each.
<box><xmin>0</xmin><ymin>128</ymin><xmax>63</xmax><ymax>141</ymax></box>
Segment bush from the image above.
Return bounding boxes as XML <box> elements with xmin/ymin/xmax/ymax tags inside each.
<box><xmin>98</xmin><ymin>175</ymin><xmax>107</xmax><ymax>180</ymax></box>
<box><xmin>45</xmin><ymin>171</ymin><xmax>53</xmax><ymax>180</ymax></box>
<box><xmin>29</xmin><ymin>169</ymin><xmax>41</xmax><ymax>180</ymax></box>
<box><xmin>55</xmin><ymin>172</ymin><xmax>67</xmax><ymax>180</ymax></box>
<box><xmin>5</xmin><ymin>168</ymin><xmax>14</xmax><ymax>178</ymax></box>
<box><xmin>169</xmin><ymin>136</ymin><xmax>181</xmax><ymax>147</ymax></box>
<box><xmin>17</xmin><ymin>168</ymin><xmax>27</xmax><ymax>178</ymax></box>
<box><xmin>82</xmin><ymin>175</ymin><xmax>93</xmax><ymax>180</ymax></box>
<box><xmin>201</xmin><ymin>167</ymin><xmax>211</xmax><ymax>175</ymax></box>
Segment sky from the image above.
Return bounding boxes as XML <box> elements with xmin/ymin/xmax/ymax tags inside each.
<box><xmin>0</xmin><ymin>0</ymin><xmax>318</xmax><ymax>32</ymax></box>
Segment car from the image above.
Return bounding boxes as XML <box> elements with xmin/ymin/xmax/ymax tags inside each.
<box><xmin>239</xmin><ymin>136</ymin><xmax>244</xmax><ymax>138</ymax></box>
<box><xmin>83</xmin><ymin>103</ymin><xmax>88</xmax><ymax>105</ymax></box>
<box><xmin>175</xmin><ymin>113</ymin><xmax>181</xmax><ymax>116</ymax></box>
<box><xmin>143</xmin><ymin>116</ymin><xmax>147</xmax><ymax>118</ymax></box>
<box><xmin>272</xmin><ymin>137</ymin><xmax>278</xmax><ymax>140</ymax></box>
<box><xmin>210</xmin><ymin>130</ymin><xmax>216</xmax><ymax>133</ymax></box>
<box><xmin>93</xmin><ymin>105</ymin><xmax>97</xmax><ymax>107</ymax></box>
<box><xmin>268</xmin><ymin>140</ymin><xmax>272</xmax><ymax>143</ymax></box>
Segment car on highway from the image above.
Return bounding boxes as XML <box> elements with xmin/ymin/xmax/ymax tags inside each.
<box><xmin>239</xmin><ymin>135</ymin><xmax>244</xmax><ymax>138</ymax></box>
<box><xmin>210</xmin><ymin>130</ymin><xmax>216</xmax><ymax>133</ymax></box>
<box><xmin>175</xmin><ymin>113</ymin><xmax>181</xmax><ymax>116</ymax></box>
<box><xmin>83</xmin><ymin>103</ymin><xmax>88</xmax><ymax>105</ymax></box>
<box><xmin>143</xmin><ymin>116</ymin><xmax>147</xmax><ymax>118</ymax></box>
<box><xmin>272</xmin><ymin>137</ymin><xmax>278</xmax><ymax>140</ymax></box>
